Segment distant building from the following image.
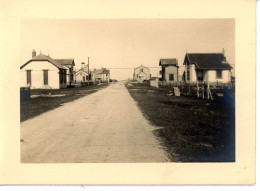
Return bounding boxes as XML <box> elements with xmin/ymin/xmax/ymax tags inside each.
<box><xmin>133</xmin><ymin>65</ymin><xmax>150</xmax><ymax>83</ymax></box>
<box><xmin>91</xmin><ymin>68</ymin><xmax>110</xmax><ymax>83</ymax></box>
<box><xmin>159</xmin><ymin>59</ymin><xmax>179</xmax><ymax>83</ymax></box>
<box><xmin>20</xmin><ymin>50</ymin><xmax>69</xmax><ymax>89</ymax></box>
<box><xmin>183</xmin><ymin>49</ymin><xmax>232</xmax><ymax>83</ymax></box>
<box><xmin>75</xmin><ymin>62</ymin><xmax>90</xmax><ymax>83</ymax></box>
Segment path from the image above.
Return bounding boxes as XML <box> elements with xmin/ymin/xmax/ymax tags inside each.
<box><xmin>21</xmin><ymin>82</ymin><xmax>170</xmax><ymax>162</ymax></box>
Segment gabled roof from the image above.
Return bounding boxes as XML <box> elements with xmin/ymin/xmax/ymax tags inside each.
<box><xmin>93</xmin><ymin>68</ymin><xmax>110</xmax><ymax>74</ymax></box>
<box><xmin>135</xmin><ymin>65</ymin><xmax>149</xmax><ymax>70</ymax></box>
<box><xmin>159</xmin><ymin>59</ymin><xmax>178</xmax><ymax>67</ymax></box>
<box><xmin>76</xmin><ymin>68</ymin><xmax>89</xmax><ymax>76</ymax></box>
<box><xmin>20</xmin><ymin>54</ymin><xmax>67</xmax><ymax>70</ymax></box>
<box><xmin>137</xmin><ymin>71</ymin><xmax>147</xmax><ymax>76</ymax></box>
<box><xmin>76</xmin><ymin>67</ymin><xmax>89</xmax><ymax>74</ymax></box>
<box><xmin>185</xmin><ymin>53</ymin><xmax>232</xmax><ymax>70</ymax></box>
<box><xmin>55</xmin><ymin>59</ymin><xmax>75</xmax><ymax>67</ymax></box>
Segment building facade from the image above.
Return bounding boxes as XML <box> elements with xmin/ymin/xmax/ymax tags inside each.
<box><xmin>91</xmin><ymin>68</ymin><xmax>110</xmax><ymax>83</ymax></box>
<box><xmin>159</xmin><ymin>59</ymin><xmax>179</xmax><ymax>83</ymax></box>
<box><xmin>75</xmin><ymin>62</ymin><xmax>90</xmax><ymax>83</ymax></box>
<box><xmin>133</xmin><ymin>65</ymin><xmax>150</xmax><ymax>83</ymax></box>
<box><xmin>183</xmin><ymin>49</ymin><xmax>232</xmax><ymax>84</ymax></box>
<box><xmin>20</xmin><ymin>51</ymin><xmax>68</xmax><ymax>89</ymax></box>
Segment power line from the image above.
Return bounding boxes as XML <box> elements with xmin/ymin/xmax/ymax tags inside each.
<box><xmin>107</xmin><ymin>67</ymin><xmax>161</xmax><ymax>70</ymax></box>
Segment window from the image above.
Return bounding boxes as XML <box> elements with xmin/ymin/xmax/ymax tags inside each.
<box><xmin>26</xmin><ymin>70</ymin><xmax>31</xmax><ymax>85</ymax></box>
<box><xmin>216</xmin><ymin>70</ymin><xmax>222</xmax><ymax>79</ymax></box>
<box><xmin>43</xmin><ymin>70</ymin><xmax>48</xmax><ymax>85</ymax></box>
<box><xmin>187</xmin><ymin>70</ymin><xmax>190</xmax><ymax>81</ymax></box>
<box><xmin>169</xmin><ymin>74</ymin><xmax>174</xmax><ymax>81</ymax></box>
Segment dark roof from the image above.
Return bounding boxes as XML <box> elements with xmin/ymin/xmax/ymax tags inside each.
<box><xmin>185</xmin><ymin>53</ymin><xmax>232</xmax><ymax>70</ymax></box>
<box><xmin>55</xmin><ymin>59</ymin><xmax>75</xmax><ymax>67</ymax></box>
<box><xmin>20</xmin><ymin>54</ymin><xmax>67</xmax><ymax>70</ymax></box>
<box><xmin>159</xmin><ymin>59</ymin><xmax>178</xmax><ymax>67</ymax></box>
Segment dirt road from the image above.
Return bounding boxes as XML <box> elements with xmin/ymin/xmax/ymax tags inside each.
<box><xmin>21</xmin><ymin>82</ymin><xmax>170</xmax><ymax>162</ymax></box>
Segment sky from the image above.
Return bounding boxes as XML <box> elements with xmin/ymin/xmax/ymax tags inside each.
<box><xmin>21</xmin><ymin>19</ymin><xmax>235</xmax><ymax>80</ymax></box>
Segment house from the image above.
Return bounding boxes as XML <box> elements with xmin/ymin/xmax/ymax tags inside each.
<box><xmin>55</xmin><ymin>59</ymin><xmax>75</xmax><ymax>85</ymax></box>
<box><xmin>75</xmin><ymin>62</ymin><xmax>90</xmax><ymax>83</ymax></box>
<box><xmin>91</xmin><ymin>67</ymin><xmax>110</xmax><ymax>83</ymax></box>
<box><xmin>183</xmin><ymin>49</ymin><xmax>232</xmax><ymax>84</ymax></box>
<box><xmin>133</xmin><ymin>65</ymin><xmax>150</xmax><ymax>83</ymax></box>
<box><xmin>20</xmin><ymin>50</ymin><xmax>68</xmax><ymax>89</ymax></box>
<box><xmin>159</xmin><ymin>59</ymin><xmax>179</xmax><ymax>83</ymax></box>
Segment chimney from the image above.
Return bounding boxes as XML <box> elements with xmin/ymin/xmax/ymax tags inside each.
<box><xmin>32</xmin><ymin>49</ymin><xmax>36</xmax><ymax>58</ymax></box>
<box><xmin>81</xmin><ymin>62</ymin><xmax>85</xmax><ymax>69</ymax></box>
<box><xmin>222</xmin><ymin>48</ymin><xmax>226</xmax><ymax>62</ymax></box>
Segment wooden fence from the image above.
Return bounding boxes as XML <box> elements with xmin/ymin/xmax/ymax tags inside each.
<box><xmin>148</xmin><ymin>80</ymin><xmax>235</xmax><ymax>106</ymax></box>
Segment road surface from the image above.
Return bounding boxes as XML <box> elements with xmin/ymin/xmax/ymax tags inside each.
<box><xmin>21</xmin><ymin>82</ymin><xmax>170</xmax><ymax>163</ymax></box>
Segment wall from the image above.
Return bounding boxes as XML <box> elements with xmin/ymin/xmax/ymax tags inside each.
<box><xmin>75</xmin><ymin>71</ymin><xmax>88</xmax><ymax>82</ymax></box>
<box><xmin>164</xmin><ymin>66</ymin><xmax>178</xmax><ymax>82</ymax></box>
<box><xmin>20</xmin><ymin>61</ymin><xmax>60</xmax><ymax>89</ymax></box>
<box><xmin>133</xmin><ymin>66</ymin><xmax>150</xmax><ymax>81</ymax></box>
<box><xmin>184</xmin><ymin>64</ymin><xmax>197</xmax><ymax>83</ymax></box>
<box><xmin>150</xmin><ymin>78</ymin><xmax>159</xmax><ymax>88</ymax></box>
<box><xmin>206</xmin><ymin>70</ymin><xmax>231</xmax><ymax>83</ymax></box>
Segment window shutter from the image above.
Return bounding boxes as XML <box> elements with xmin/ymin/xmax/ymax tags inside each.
<box><xmin>26</xmin><ymin>70</ymin><xmax>31</xmax><ymax>85</ymax></box>
<box><xmin>43</xmin><ymin>70</ymin><xmax>48</xmax><ymax>85</ymax></box>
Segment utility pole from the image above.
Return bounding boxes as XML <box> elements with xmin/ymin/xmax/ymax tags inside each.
<box><xmin>88</xmin><ymin>57</ymin><xmax>90</xmax><ymax>86</ymax></box>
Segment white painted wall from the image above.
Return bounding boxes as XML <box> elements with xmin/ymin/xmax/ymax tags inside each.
<box><xmin>205</xmin><ymin>70</ymin><xmax>230</xmax><ymax>83</ymax></box>
<box><xmin>185</xmin><ymin>64</ymin><xmax>197</xmax><ymax>83</ymax></box>
<box><xmin>133</xmin><ymin>66</ymin><xmax>150</xmax><ymax>81</ymax></box>
<box><xmin>20</xmin><ymin>61</ymin><xmax>61</xmax><ymax>89</ymax></box>
<box><xmin>164</xmin><ymin>66</ymin><xmax>178</xmax><ymax>82</ymax></box>
<box><xmin>75</xmin><ymin>71</ymin><xmax>88</xmax><ymax>82</ymax></box>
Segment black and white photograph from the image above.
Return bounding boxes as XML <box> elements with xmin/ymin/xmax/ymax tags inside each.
<box><xmin>20</xmin><ymin>19</ymin><xmax>235</xmax><ymax>163</ymax></box>
<box><xmin>0</xmin><ymin>0</ymin><xmax>256</xmax><ymax>186</ymax></box>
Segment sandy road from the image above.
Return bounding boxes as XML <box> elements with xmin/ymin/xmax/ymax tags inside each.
<box><xmin>21</xmin><ymin>82</ymin><xmax>170</xmax><ymax>162</ymax></box>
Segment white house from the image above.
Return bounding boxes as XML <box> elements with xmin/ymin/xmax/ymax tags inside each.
<box><xmin>133</xmin><ymin>65</ymin><xmax>150</xmax><ymax>83</ymax></box>
<box><xmin>75</xmin><ymin>62</ymin><xmax>90</xmax><ymax>83</ymax></box>
<box><xmin>183</xmin><ymin>49</ymin><xmax>232</xmax><ymax>84</ymax></box>
<box><xmin>159</xmin><ymin>59</ymin><xmax>179</xmax><ymax>83</ymax></box>
<box><xmin>91</xmin><ymin>68</ymin><xmax>110</xmax><ymax>83</ymax></box>
<box><xmin>20</xmin><ymin>50</ymin><xmax>68</xmax><ymax>89</ymax></box>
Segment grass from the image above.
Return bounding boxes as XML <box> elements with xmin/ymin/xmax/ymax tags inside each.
<box><xmin>125</xmin><ymin>82</ymin><xmax>235</xmax><ymax>162</ymax></box>
<box><xmin>20</xmin><ymin>83</ymin><xmax>109</xmax><ymax>122</ymax></box>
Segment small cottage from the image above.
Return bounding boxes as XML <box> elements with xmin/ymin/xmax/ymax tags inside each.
<box><xmin>91</xmin><ymin>68</ymin><xmax>110</xmax><ymax>83</ymax></box>
<box><xmin>159</xmin><ymin>59</ymin><xmax>179</xmax><ymax>83</ymax></box>
<box><xmin>183</xmin><ymin>49</ymin><xmax>232</xmax><ymax>84</ymax></box>
<box><xmin>133</xmin><ymin>65</ymin><xmax>150</xmax><ymax>83</ymax></box>
<box><xmin>20</xmin><ymin>50</ymin><xmax>68</xmax><ymax>89</ymax></box>
<box><xmin>75</xmin><ymin>62</ymin><xmax>90</xmax><ymax>83</ymax></box>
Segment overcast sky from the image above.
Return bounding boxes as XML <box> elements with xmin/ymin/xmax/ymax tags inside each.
<box><xmin>21</xmin><ymin>19</ymin><xmax>235</xmax><ymax>80</ymax></box>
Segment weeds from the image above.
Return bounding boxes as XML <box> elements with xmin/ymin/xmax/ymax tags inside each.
<box><xmin>126</xmin><ymin>82</ymin><xmax>235</xmax><ymax>162</ymax></box>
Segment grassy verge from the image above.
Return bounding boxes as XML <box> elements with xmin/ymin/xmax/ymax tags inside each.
<box><xmin>20</xmin><ymin>83</ymin><xmax>109</xmax><ymax>122</ymax></box>
<box><xmin>125</xmin><ymin>82</ymin><xmax>235</xmax><ymax>162</ymax></box>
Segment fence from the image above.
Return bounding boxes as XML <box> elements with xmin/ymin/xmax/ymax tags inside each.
<box><xmin>148</xmin><ymin>80</ymin><xmax>235</xmax><ymax>106</ymax></box>
<box><xmin>20</xmin><ymin>87</ymin><xmax>30</xmax><ymax>102</ymax></box>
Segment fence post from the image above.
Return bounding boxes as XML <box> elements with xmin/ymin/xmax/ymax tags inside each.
<box><xmin>196</xmin><ymin>82</ymin><xmax>199</xmax><ymax>98</ymax></box>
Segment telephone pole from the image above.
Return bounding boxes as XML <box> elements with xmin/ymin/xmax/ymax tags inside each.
<box><xmin>88</xmin><ymin>57</ymin><xmax>90</xmax><ymax>86</ymax></box>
